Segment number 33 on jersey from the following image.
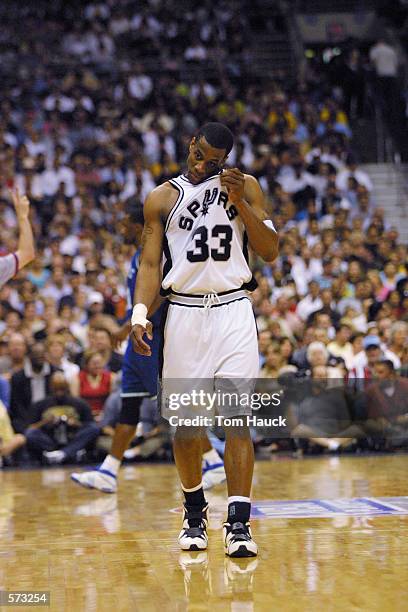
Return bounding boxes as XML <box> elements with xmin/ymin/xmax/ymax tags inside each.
<box><xmin>161</xmin><ymin>173</ymin><xmax>257</xmax><ymax>295</ymax></box>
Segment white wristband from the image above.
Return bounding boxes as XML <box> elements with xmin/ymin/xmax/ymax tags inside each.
<box><xmin>131</xmin><ymin>303</ymin><xmax>149</xmax><ymax>327</ymax></box>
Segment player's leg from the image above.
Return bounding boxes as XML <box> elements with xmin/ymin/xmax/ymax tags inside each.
<box><xmin>110</xmin><ymin>424</ymin><xmax>138</xmax><ymax>460</ymax></box>
<box><xmin>221</xmin><ymin>420</ymin><xmax>257</xmax><ymax>557</ymax></box>
<box><xmin>173</xmin><ymin>426</ymin><xmax>209</xmax><ymax>551</ymax></box>
<box><xmin>123</xmin><ymin>397</ymin><xmax>162</xmax><ymax>460</ymax></box>
<box><xmin>161</xmin><ymin>304</ymin><xmax>211</xmax><ymax>551</ymax></box>
<box><xmin>223</xmin><ymin>423</ymin><xmax>254</xmax><ymax>497</ymax></box>
<box><xmin>215</xmin><ymin>299</ymin><xmax>259</xmax><ymax>557</ymax></box>
<box><xmin>71</xmin><ymin>396</ymin><xmax>142</xmax><ymax>493</ymax></box>
<box><xmin>201</xmin><ymin>431</ymin><xmax>226</xmax><ymax>490</ymax></box>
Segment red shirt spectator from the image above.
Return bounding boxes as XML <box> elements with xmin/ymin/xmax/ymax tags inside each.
<box><xmin>72</xmin><ymin>351</ymin><xmax>115</xmax><ymax>419</ymax></box>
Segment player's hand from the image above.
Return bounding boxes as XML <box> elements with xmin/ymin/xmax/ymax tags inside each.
<box><xmin>9</xmin><ymin>187</ymin><xmax>30</xmax><ymax>219</ymax></box>
<box><xmin>220</xmin><ymin>168</ymin><xmax>245</xmax><ymax>204</ymax></box>
<box><xmin>111</xmin><ymin>325</ymin><xmax>130</xmax><ymax>350</ymax></box>
<box><xmin>131</xmin><ymin>321</ymin><xmax>153</xmax><ymax>356</ymax></box>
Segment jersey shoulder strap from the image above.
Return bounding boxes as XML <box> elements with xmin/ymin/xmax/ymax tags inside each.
<box><xmin>165</xmin><ymin>176</ymin><xmax>186</xmax><ymax>232</ymax></box>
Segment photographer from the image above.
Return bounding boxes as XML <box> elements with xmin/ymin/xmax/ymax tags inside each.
<box><xmin>25</xmin><ymin>372</ymin><xmax>99</xmax><ymax>464</ymax></box>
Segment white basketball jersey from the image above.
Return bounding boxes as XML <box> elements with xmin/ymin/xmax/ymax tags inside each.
<box><xmin>161</xmin><ymin>173</ymin><xmax>256</xmax><ymax>295</ymax></box>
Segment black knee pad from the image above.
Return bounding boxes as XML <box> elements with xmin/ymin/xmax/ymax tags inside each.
<box><xmin>119</xmin><ymin>396</ymin><xmax>143</xmax><ymax>425</ymax></box>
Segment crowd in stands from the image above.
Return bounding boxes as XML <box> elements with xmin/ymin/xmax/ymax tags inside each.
<box><xmin>0</xmin><ymin>1</ymin><xmax>407</xmax><ymax>467</ymax></box>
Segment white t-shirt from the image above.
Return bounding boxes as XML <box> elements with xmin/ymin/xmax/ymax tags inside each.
<box><xmin>0</xmin><ymin>254</ymin><xmax>18</xmax><ymax>288</ymax></box>
<box><xmin>370</xmin><ymin>43</ymin><xmax>398</xmax><ymax>77</ymax></box>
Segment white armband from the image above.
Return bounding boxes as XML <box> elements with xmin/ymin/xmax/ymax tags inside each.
<box><xmin>264</xmin><ymin>219</ymin><xmax>277</xmax><ymax>233</ymax></box>
<box><xmin>131</xmin><ymin>303</ymin><xmax>149</xmax><ymax>327</ymax></box>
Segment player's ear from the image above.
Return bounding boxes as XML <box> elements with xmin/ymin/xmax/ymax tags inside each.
<box><xmin>189</xmin><ymin>137</ymin><xmax>196</xmax><ymax>151</ymax></box>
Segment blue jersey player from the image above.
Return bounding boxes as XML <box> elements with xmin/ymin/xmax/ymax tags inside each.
<box><xmin>72</xmin><ymin>203</ymin><xmax>225</xmax><ymax>493</ymax></box>
<box><xmin>71</xmin><ymin>204</ymin><xmax>162</xmax><ymax>493</ymax></box>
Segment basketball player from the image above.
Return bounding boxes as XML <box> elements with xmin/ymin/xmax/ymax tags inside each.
<box><xmin>71</xmin><ymin>204</ymin><xmax>226</xmax><ymax>493</ymax></box>
<box><xmin>131</xmin><ymin>123</ymin><xmax>279</xmax><ymax>557</ymax></box>
<box><xmin>0</xmin><ymin>189</ymin><xmax>35</xmax><ymax>288</ymax></box>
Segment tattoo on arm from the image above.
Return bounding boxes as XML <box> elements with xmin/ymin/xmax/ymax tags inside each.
<box><xmin>140</xmin><ymin>224</ymin><xmax>153</xmax><ymax>251</ymax></box>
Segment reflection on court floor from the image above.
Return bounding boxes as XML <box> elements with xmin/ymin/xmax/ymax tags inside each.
<box><xmin>0</xmin><ymin>455</ymin><xmax>407</xmax><ymax>611</ymax></box>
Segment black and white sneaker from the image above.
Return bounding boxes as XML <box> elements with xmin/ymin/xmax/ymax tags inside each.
<box><xmin>223</xmin><ymin>521</ymin><xmax>258</xmax><ymax>557</ymax></box>
<box><xmin>178</xmin><ymin>504</ymin><xmax>208</xmax><ymax>551</ymax></box>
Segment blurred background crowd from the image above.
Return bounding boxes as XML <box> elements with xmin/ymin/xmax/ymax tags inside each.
<box><xmin>0</xmin><ymin>0</ymin><xmax>407</xmax><ymax>467</ymax></box>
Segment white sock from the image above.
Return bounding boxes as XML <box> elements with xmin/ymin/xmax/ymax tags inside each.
<box><xmin>100</xmin><ymin>454</ymin><xmax>120</xmax><ymax>476</ymax></box>
<box><xmin>203</xmin><ymin>448</ymin><xmax>221</xmax><ymax>465</ymax></box>
<box><xmin>228</xmin><ymin>496</ymin><xmax>251</xmax><ymax>504</ymax></box>
<box><xmin>181</xmin><ymin>482</ymin><xmax>203</xmax><ymax>492</ymax></box>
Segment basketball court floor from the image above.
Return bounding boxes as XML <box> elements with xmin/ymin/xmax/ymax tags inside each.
<box><xmin>0</xmin><ymin>454</ymin><xmax>407</xmax><ymax>611</ymax></box>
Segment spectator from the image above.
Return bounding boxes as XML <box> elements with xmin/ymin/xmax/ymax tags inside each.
<box><xmin>25</xmin><ymin>372</ymin><xmax>99</xmax><ymax>464</ymax></box>
<box><xmin>336</xmin><ymin>154</ymin><xmax>373</xmax><ymax>193</ymax></box>
<box><xmin>364</xmin><ymin>359</ymin><xmax>408</xmax><ymax>448</ymax></box>
<box><xmin>290</xmin><ymin>365</ymin><xmax>363</xmax><ymax>452</ymax></box>
<box><xmin>296</xmin><ymin>280</ymin><xmax>322</xmax><ymax>321</ymax></box>
<box><xmin>72</xmin><ymin>350</ymin><xmax>116</xmax><ymax>420</ymax></box>
<box><xmin>258</xmin><ymin>330</ymin><xmax>272</xmax><ymax>369</ymax></box>
<box><xmin>1</xmin><ymin>333</ymin><xmax>28</xmax><ymax>379</ymax></box>
<box><xmin>348</xmin><ymin>335</ymin><xmax>383</xmax><ymax>390</ymax></box>
<box><xmin>46</xmin><ymin>334</ymin><xmax>80</xmax><ymax>389</ymax></box>
<box><xmin>9</xmin><ymin>342</ymin><xmax>59</xmax><ymax>433</ymax></box>
<box><xmin>327</xmin><ymin>322</ymin><xmax>355</xmax><ymax>369</ymax></box>
<box><xmin>0</xmin><ymin>399</ymin><xmax>26</xmax><ymax>466</ymax></box>
<box><xmin>260</xmin><ymin>345</ymin><xmax>283</xmax><ymax>378</ymax></box>
<box><xmin>92</xmin><ymin>327</ymin><xmax>123</xmax><ymax>373</ymax></box>
<box><xmin>386</xmin><ymin>321</ymin><xmax>408</xmax><ymax>370</ymax></box>
<box><xmin>306</xmin><ymin>342</ymin><xmax>343</xmax><ymax>377</ymax></box>
<box><xmin>369</xmin><ymin>38</ymin><xmax>399</xmax><ymax>116</ymax></box>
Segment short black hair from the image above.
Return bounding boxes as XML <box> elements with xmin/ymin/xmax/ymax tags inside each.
<box><xmin>126</xmin><ymin>201</ymin><xmax>144</xmax><ymax>225</ymax></box>
<box><xmin>377</xmin><ymin>358</ymin><xmax>395</xmax><ymax>372</ymax></box>
<box><xmin>196</xmin><ymin>122</ymin><xmax>234</xmax><ymax>155</ymax></box>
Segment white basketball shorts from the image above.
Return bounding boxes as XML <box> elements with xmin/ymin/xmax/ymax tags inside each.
<box><xmin>160</xmin><ymin>293</ymin><xmax>259</xmax><ymax>419</ymax></box>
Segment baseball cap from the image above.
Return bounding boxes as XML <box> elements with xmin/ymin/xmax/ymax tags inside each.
<box><xmin>363</xmin><ymin>335</ymin><xmax>380</xmax><ymax>350</ymax></box>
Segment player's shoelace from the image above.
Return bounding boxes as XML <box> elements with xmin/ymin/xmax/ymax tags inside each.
<box><xmin>183</xmin><ymin>508</ymin><xmax>207</xmax><ymax>535</ymax></box>
<box><xmin>227</xmin><ymin>522</ymin><xmax>252</xmax><ymax>542</ymax></box>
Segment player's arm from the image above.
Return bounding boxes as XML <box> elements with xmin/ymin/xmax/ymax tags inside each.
<box><xmin>131</xmin><ymin>188</ymin><xmax>165</xmax><ymax>356</ymax></box>
<box><xmin>220</xmin><ymin>169</ymin><xmax>279</xmax><ymax>262</ymax></box>
<box><xmin>113</xmin><ymin>295</ymin><xmax>165</xmax><ymax>350</ymax></box>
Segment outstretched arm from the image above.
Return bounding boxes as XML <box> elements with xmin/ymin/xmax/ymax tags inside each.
<box><xmin>11</xmin><ymin>188</ymin><xmax>35</xmax><ymax>268</ymax></box>
<box><xmin>221</xmin><ymin>170</ymin><xmax>279</xmax><ymax>262</ymax></box>
<box><xmin>0</xmin><ymin>190</ymin><xmax>35</xmax><ymax>288</ymax></box>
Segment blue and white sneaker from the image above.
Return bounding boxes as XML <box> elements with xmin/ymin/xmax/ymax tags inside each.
<box><xmin>202</xmin><ymin>460</ymin><xmax>226</xmax><ymax>491</ymax></box>
<box><xmin>71</xmin><ymin>468</ymin><xmax>117</xmax><ymax>494</ymax></box>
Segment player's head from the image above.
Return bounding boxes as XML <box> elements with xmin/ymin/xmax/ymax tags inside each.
<box><xmin>187</xmin><ymin>122</ymin><xmax>234</xmax><ymax>184</ymax></box>
<box><xmin>121</xmin><ymin>201</ymin><xmax>144</xmax><ymax>246</ymax></box>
